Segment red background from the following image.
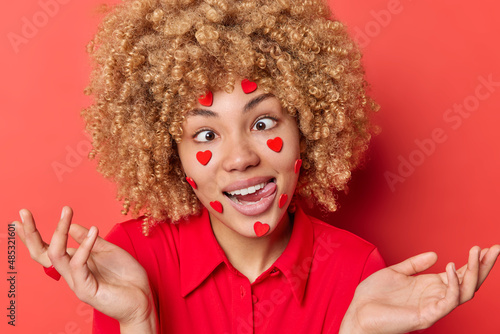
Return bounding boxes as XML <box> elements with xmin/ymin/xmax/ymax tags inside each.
<box><xmin>1</xmin><ymin>0</ymin><xmax>499</xmax><ymax>333</ymax></box>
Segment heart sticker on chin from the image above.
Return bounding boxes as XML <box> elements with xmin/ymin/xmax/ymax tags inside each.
<box><xmin>186</xmin><ymin>177</ymin><xmax>197</xmax><ymax>189</ymax></box>
<box><xmin>267</xmin><ymin>137</ymin><xmax>283</xmax><ymax>152</ymax></box>
<box><xmin>196</xmin><ymin>150</ymin><xmax>212</xmax><ymax>165</ymax></box>
<box><xmin>278</xmin><ymin>194</ymin><xmax>288</xmax><ymax>209</ymax></box>
<box><xmin>210</xmin><ymin>201</ymin><xmax>223</xmax><ymax>213</ymax></box>
<box><xmin>254</xmin><ymin>221</ymin><xmax>270</xmax><ymax>237</ymax></box>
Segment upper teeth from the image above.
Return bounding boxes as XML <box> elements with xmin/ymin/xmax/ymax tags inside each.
<box><xmin>227</xmin><ymin>182</ymin><xmax>267</xmax><ymax>196</ymax></box>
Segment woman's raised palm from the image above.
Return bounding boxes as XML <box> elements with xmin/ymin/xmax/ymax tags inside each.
<box><xmin>16</xmin><ymin>207</ymin><xmax>153</xmax><ymax>325</ymax></box>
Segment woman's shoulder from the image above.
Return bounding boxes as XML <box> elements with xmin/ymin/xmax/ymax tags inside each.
<box><xmin>306</xmin><ymin>213</ymin><xmax>386</xmax><ymax>279</ymax></box>
<box><xmin>301</xmin><ymin>211</ymin><xmax>378</xmax><ymax>254</ymax></box>
<box><xmin>103</xmin><ymin>216</ymin><xmax>185</xmax><ymax>256</ymax></box>
<box><xmin>104</xmin><ymin>210</ymin><xmax>210</xmax><ymax>255</ymax></box>
<box><xmin>107</xmin><ymin>216</ymin><xmax>176</xmax><ymax>239</ymax></box>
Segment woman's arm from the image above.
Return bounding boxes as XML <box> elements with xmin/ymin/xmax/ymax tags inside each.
<box><xmin>340</xmin><ymin>246</ymin><xmax>500</xmax><ymax>334</ymax></box>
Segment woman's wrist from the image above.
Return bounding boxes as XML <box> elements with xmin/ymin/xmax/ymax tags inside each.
<box><xmin>119</xmin><ymin>290</ymin><xmax>158</xmax><ymax>334</ymax></box>
<box><xmin>340</xmin><ymin>305</ymin><xmax>365</xmax><ymax>334</ymax></box>
<box><xmin>119</xmin><ymin>307</ymin><xmax>158</xmax><ymax>334</ymax></box>
<box><xmin>119</xmin><ymin>314</ymin><xmax>158</xmax><ymax>334</ymax></box>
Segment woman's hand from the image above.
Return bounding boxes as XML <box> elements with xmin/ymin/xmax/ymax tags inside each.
<box><xmin>15</xmin><ymin>206</ymin><xmax>158</xmax><ymax>333</ymax></box>
<box><xmin>340</xmin><ymin>245</ymin><xmax>500</xmax><ymax>334</ymax></box>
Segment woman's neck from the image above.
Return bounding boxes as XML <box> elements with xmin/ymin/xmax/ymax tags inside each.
<box><xmin>210</xmin><ymin>213</ymin><xmax>293</xmax><ymax>283</ymax></box>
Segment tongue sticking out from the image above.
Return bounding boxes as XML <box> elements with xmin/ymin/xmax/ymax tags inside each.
<box><xmin>232</xmin><ymin>181</ymin><xmax>276</xmax><ymax>203</ymax></box>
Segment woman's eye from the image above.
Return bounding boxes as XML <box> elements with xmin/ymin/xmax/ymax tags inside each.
<box><xmin>194</xmin><ymin>130</ymin><xmax>218</xmax><ymax>142</ymax></box>
<box><xmin>253</xmin><ymin>117</ymin><xmax>277</xmax><ymax>131</ymax></box>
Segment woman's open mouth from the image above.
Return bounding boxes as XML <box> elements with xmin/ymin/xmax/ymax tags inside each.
<box><xmin>223</xmin><ymin>178</ymin><xmax>277</xmax><ymax>216</ymax></box>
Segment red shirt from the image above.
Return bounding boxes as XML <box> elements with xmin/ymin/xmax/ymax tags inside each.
<box><xmin>93</xmin><ymin>206</ymin><xmax>385</xmax><ymax>333</ymax></box>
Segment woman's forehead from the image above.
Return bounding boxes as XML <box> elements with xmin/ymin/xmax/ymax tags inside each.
<box><xmin>186</xmin><ymin>93</ymin><xmax>276</xmax><ymax>117</ymax></box>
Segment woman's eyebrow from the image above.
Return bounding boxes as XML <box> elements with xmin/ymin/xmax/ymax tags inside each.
<box><xmin>243</xmin><ymin>93</ymin><xmax>274</xmax><ymax>113</ymax></box>
<box><xmin>186</xmin><ymin>108</ymin><xmax>218</xmax><ymax>118</ymax></box>
<box><xmin>186</xmin><ymin>93</ymin><xmax>274</xmax><ymax>117</ymax></box>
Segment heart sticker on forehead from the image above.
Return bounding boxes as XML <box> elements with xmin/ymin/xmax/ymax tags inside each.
<box><xmin>210</xmin><ymin>201</ymin><xmax>223</xmax><ymax>213</ymax></box>
<box><xmin>198</xmin><ymin>91</ymin><xmax>213</xmax><ymax>107</ymax></box>
<box><xmin>267</xmin><ymin>137</ymin><xmax>283</xmax><ymax>152</ymax></box>
<box><xmin>241</xmin><ymin>79</ymin><xmax>257</xmax><ymax>94</ymax></box>
<box><xmin>196</xmin><ymin>150</ymin><xmax>212</xmax><ymax>165</ymax></box>
<box><xmin>254</xmin><ymin>222</ymin><xmax>270</xmax><ymax>237</ymax></box>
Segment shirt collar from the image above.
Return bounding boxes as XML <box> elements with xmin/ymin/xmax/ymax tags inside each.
<box><xmin>179</xmin><ymin>205</ymin><xmax>314</xmax><ymax>304</ymax></box>
<box><xmin>179</xmin><ymin>208</ymin><xmax>225</xmax><ymax>298</ymax></box>
<box><xmin>272</xmin><ymin>205</ymin><xmax>314</xmax><ymax>304</ymax></box>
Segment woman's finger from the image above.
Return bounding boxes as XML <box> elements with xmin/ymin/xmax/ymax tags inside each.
<box><xmin>450</xmin><ymin>264</ymin><xmax>467</xmax><ymax>285</ymax></box>
<box><xmin>69</xmin><ymin>223</ymin><xmax>90</xmax><ymax>244</ymax></box>
<box><xmin>477</xmin><ymin>245</ymin><xmax>500</xmax><ymax>289</ymax></box>
<box><xmin>69</xmin><ymin>223</ymin><xmax>112</xmax><ymax>252</ymax></box>
<box><xmin>479</xmin><ymin>248</ymin><xmax>489</xmax><ymax>261</ymax></box>
<box><xmin>17</xmin><ymin>209</ymin><xmax>51</xmax><ymax>267</ymax></box>
<box><xmin>69</xmin><ymin>226</ymin><xmax>99</xmax><ymax>303</ymax></box>
<box><xmin>390</xmin><ymin>252</ymin><xmax>438</xmax><ymax>276</ymax></box>
<box><xmin>458</xmin><ymin>246</ymin><xmax>480</xmax><ymax>304</ymax></box>
<box><xmin>441</xmin><ymin>263</ymin><xmax>460</xmax><ymax>313</ymax></box>
<box><xmin>47</xmin><ymin>206</ymin><xmax>74</xmax><ymax>284</ymax></box>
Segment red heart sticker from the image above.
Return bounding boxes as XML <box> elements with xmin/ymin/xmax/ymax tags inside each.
<box><xmin>241</xmin><ymin>79</ymin><xmax>257</xmax><ymax>94</ymax></box>
<box><xmin>43</xmin><ymin>265</ymin><xmax>61</xmax><ymax>281</ymax></box>
<box><xmin>278</xmin><ymin>194</ymin><xmax>288</xmax><ymax>209</ymax></box>
<box><xmin>294</xmin><ymin>159</ymin><xmax>302</xmax><ymax>174</ymax></box>
<box><xmin>198</xmin><ymin>91</ymin><xmax>213</xmax><ymax>106</ymax></box>
<box><xmin>186</xmin><ymin>177</ymin><xmax>197</xmax><ymax>189</ymax></box>
<box><xmin>210</xmin><ymin>201</ymin><xmax>223</xmax><ymax>213</ymax></box>
<box><xmin>253</xmin><ymin>221</ymin><xmax>270</xmax><ymax>237</ymax></box>
<box><xmin>267</xmin><ymin>137</ymin><xmax>283</xmax><ymax>152</ymax></box>
<box><xmin>196</xmin><ymin>150</ymin><xmax>212</xmax><ymax>165</ymax></box>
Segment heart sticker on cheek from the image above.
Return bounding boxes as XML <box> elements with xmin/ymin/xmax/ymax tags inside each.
<box><xmin>294</xmin><ymin>159</ymin><xmax>302</xmax><ymax>174</ymax></box>
<box><xmin>186</xmin><ymin>177</ymin><xmax>197</xmax><ymax>189</ymax></box>
<box><xmin>241</xmin><ymin>79</ymin><xmax>257</xmax><ymax>94</ymax></box>
<box><xmin>267</xmin><ymin>137</ymin><xmax>283</xmax><ymax>152</ymax></box>
<box><xmin>254</xmin><ymin>222</ymin><xmax>270</xmax><ymax>237</ymax></box>
<box><xmin>278</xmin><ymin>194</ymin><xmax>288</xmax><ymax>209</ymax></box>
<box><xmin>196</xmin><ymin>150</ymin><xmax>212</xmax><ymax>165</ymax></box>
<box><xmin>210</xmin><ymin>201</ymin><xmax>223</xmax><ymax>213</ymax></box>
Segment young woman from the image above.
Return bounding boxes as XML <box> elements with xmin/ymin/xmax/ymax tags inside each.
<box><xmin>15</xmin><ymin>0</ymin><xmax>499</xmax><ymax>333</ymax></box>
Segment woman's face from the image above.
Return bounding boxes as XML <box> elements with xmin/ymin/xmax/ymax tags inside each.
<box><xmin>177</xmin><ymin>80</ymin><xmax>301</xmax><ymax>238</ymax></box>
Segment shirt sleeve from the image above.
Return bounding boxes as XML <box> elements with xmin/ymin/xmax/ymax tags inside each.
<box><xmin>92</xmin><ymin>223</ymin><xmax>139</xmax><ymax>334</ymax></box>
<box><xmin>360</xmin><ymin>247</ymin><xmax>386</xmax><ymax>281</ymax></box>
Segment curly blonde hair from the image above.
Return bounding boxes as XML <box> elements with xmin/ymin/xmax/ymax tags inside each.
<box><xmin>82</xmin><ymin>0</ymin><xmax>377</xmax><ymax>230</ymax></box>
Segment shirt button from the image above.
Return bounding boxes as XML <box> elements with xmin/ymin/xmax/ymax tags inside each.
<box><xmin>270</xmin><ymin>268</ymin><xmax>279</xmax><ymax>276</ymax></box>
<box><xmin>252</xmin><ymin>295</ymin><xmax>258</xmax><ymax>304</ymax></box>
<box><xmin>240</xmin><ymin>285</ymin><xmax>246</xmax><ymax>298</ymax></box>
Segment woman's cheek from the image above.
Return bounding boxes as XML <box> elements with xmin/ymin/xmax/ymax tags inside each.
<box><xmin>186</xmin><ymin>149</ymin><xmax>221</xmax><ymax>203</ymax></box>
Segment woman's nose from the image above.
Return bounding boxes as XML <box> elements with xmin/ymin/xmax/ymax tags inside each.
<box><xmin>221</xmin><ymin>135</ymin><xmax>260</xmax><ymax>172</ymax></box>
